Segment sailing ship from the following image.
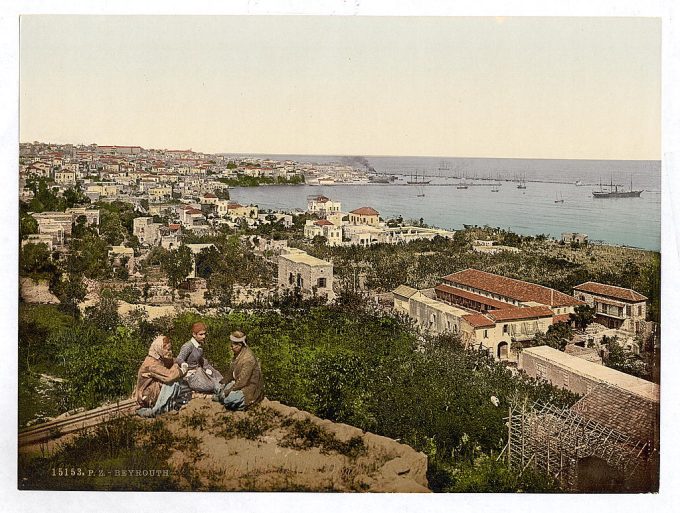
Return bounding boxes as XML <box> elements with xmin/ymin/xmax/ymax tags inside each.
<box><xmin>407</xmin><ymin>171</ymin><xmax>431</xmax><ymax>185</ymax></box>
<box><xmin>517</xmin><ymin>173</ymin><xmax>527</xmax><ymax>189</ymax></box>
<box><xmin>554</xmin><ymin>192</ymin><xmax>564</xmax><ymax>203</ymax></box>
<box><xmin>592</xmin><ymin>177</ymin><xmax>642</xmax><ymax>198</ymax></box>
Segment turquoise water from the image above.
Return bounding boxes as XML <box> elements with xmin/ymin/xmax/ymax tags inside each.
<box><xmin>226</xmin><ymin>156</ymin><xmax>661</xmax><ymax>251</ymax></box>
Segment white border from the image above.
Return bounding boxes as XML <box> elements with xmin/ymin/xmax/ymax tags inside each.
<box><xmin>2</xmin><ymin>2</ymin><xmax>677</xmax><ymax>512</ymax></box>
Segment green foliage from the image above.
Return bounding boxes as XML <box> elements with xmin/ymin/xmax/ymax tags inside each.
<box><xmin>570</xmin><ymin>304</ymin><xmax>595</xmax><ymax>331</ymax></box>
<box><xmin>84</xmin><ymin>289</ymin><xmax>121</xmax><ymax>333</ymax></box>
<box><xmin>194</xmin><ymin>246</ymin><xmax>222</xmax><ymax>279</ymax></box>
<box><xmin>529</xmin><ymin>322</ymin><xmax>574</xmax><ymax>351</ymax></box>
<box><xmin>68</xmin><ymin>230</ymin><xmax>112</xmax><ymax>279</ymax></box>
<box><xmin>25</xmin><ymin>177</ymin><xmax>64</xmax><ymax>212</ymax></box>
<box><xmin>435</xmin><ymin>454</ymin><xmax>560</xmax><ymax>493</ymax></box>
<box><xmin>160</xmin><ymin>245</ymin><xmax>193</xmax><ymax>289</ymax></box>
<box><xmin>52</xmin><ymin>273</ymin><xmax>87</xmax><ymax>317</ymax></box>
<box><xmin>60</xmin><ymin>326</ymin><xmax>145</xmax><ymax>409</ymax></box>
<box><xmin>217</xmin><ymin>174</ymin><xmax>304</xmax><ymax>187</ymax></box>
<box><xmin>115</xmin><ymin>285</ymin><xmax>142</xmax><ymax>304</ymax></box>
<box><xmin>20</xmin><ymin>212</ymin><xmax>38</xmax><ymax>239</ymax></box>
<box><xmin>63</xmin><ymin>185</ymin><xmax>90</xmax><ymax>208</ymax></box>
<box><xmin>19</xmin><ymin>242</ymin><xmax>54</xmax><ymax>277</ymax></box>
<box><xmin>603</xmin><ymin>336</ymin><xmax>650</xmax><ymax>379</ymax></box>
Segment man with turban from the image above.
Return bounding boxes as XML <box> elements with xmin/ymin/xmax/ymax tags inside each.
<box><xmin>214</xmin><ymin>330</ymin><xmax>264</xmax><ymax>410</ymax></box>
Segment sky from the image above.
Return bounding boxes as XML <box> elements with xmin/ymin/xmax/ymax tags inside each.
<box><xmin>19</xmin><ymin>15</ymin><xmax>661</xmax><ymax>160</ymax></box>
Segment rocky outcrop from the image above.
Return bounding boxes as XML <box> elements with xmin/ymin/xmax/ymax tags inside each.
<box><xmin>19</xmin><ymin>277</ymin><xmax>59</xmax><ymax>304</ymax></box>
<box><xmin>157</xmin><ymin>396</ymin><xmax>430</xmax><ymax>492</ymax></box>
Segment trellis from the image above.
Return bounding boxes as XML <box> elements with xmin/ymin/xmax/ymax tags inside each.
<box><xmin>504</xmin><ymin>401</ymin><xmax>655</xmax><ymax>490</ymax></box>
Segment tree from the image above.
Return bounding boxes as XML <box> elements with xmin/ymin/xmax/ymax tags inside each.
<box><xmin>530</xmin><ymin>322</ymin><xmax>573</xmax><ymax>351</ymax></box>
<box><xmin>161</xmin><ymin>245</ymin><xmax>193</xmax><ymax>289</ymax></box>
<box><xmin>26</xmin><ymin>177</ymin><xmax>64</xmax><ymax>212</ymax></box>
<box><xmin>99</xmin><ymin>210</ymin><xmax>126</xmax><ymax>246</ymax></box>
<box><xmin>19</xmin><ymin>242</ymin><xmax>54</xmax><ymax>276</ymax></box>
<box><xmin>19</xmin><ymin>212</ymin><xmax>38</xmax><ymax>239</ymax></box>
<box><xmin>195</xmin><ymin>246</ymin><xmax>223</xmax><ymax>279</ymax></box>
<box><xmin>53</xmin><ymin>274</ymin><xmax>87</xmax><ymax>317</ymax></box>
<box><xmin>84</xmin><ymin>289</ymin><xmax>121</xmax><ymax>333</ymax></box>
<box><xmin>570</xmin><ymin>304</ymin><xmax>595</xmax><ymax>331</ymax></box>
<box><xmin>63</xmin><ymin>186</ymin><xmax>90</xmax><ymax>208</ymax></box>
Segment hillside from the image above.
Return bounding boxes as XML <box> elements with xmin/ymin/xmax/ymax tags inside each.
<box><xmin>19</xmin><ymin>396</ymin><xmax>429</xmax><ymax>492</ymax></box>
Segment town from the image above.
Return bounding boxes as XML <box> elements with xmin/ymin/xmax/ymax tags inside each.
<box><xmin>19</xmin><ymin>141</ymin><xmax>660</xmax><ymax>492</ymax></box>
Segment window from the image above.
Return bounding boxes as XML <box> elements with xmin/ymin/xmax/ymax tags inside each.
<box><xmin>536</xmin><ymin>363</ymin><xmax>547</xmax><ymax>380</ymax></box>
<box><xmin>317</xmin><ymin>277</ymin><xmax>326</xmax><ymax>288</ymax></box>
<box><xmin>637</xmin><ymin>305</ymin><xmax>642</xmax><ymax>316</ymax></box>
<box><xmin>626</xmin><ymin>305</ymin><xmax>632</xmax><ymax>317</ymax></box>
<box><xmin>288</xmin><ymin>273</ymin><xmax>294</xmax><ymax>285</ymax></box>
<box><xmin>503</xmin><ymin>324</ymin><xmax>508</xmax><ymax>334</ymax></box>
<box><xmin>483</xmin><ymin>329</ymin><xmax>488</xmax><ymax>339</ymax></box>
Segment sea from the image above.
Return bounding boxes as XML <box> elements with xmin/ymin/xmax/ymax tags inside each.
<box><xmin>225</xmin><ymin>155</ymin><xmax>661</xmax><ymax>251</ymax></box>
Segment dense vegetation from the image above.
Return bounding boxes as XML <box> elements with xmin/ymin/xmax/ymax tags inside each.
<box><xmin>19</xmin><ymin>295</ymin><xmax>577</xmax><ymax>491</ymax></box>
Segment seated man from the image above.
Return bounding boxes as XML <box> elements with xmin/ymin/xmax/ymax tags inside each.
<box><xmin>134</xmin><ymin>335</ymin><xmax>191</xmax><ymax>417</ymax></box>
<box><xmin>214</xmin><ymin>330</ymin><xmax>264</xmax><ymax>411</ymax></box>
<box><xmin>175</xmin><ymin>321</ymin><xmax>224</xmax><ymax>393</ymax></box>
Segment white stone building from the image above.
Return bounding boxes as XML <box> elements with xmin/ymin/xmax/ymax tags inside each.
<box><xmin>278</xmin><ymin>248</ymin><xmax>335</xmax><ymax>300</ymax></box>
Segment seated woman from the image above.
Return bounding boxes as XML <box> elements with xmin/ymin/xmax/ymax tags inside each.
<box><xmin>134</xmin><ymin>335</ymin><xmax>191</xmax><ymax>417</ymax></box>
<box><xmin>214</xmin><ymin>331</ymin><xmax>264</xmax><ymax>411</ymax></box>
<box><xmin>175</xmin><ymin>322</ymin><xmax>224</xmax><ymax>394</ymax></box>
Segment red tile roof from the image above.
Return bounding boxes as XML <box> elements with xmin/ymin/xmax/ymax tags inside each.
<box><xmin>443</xmin><ymin>269</ymin><xmax>584</xmax><ymax>307</ymax></box>
<box><xmin>227</xmin><ymin>203</ymin><xmax>244</xmax><ymax>209</ymax></box>
<box><xmin>350</xmin><ymin>207</ymin><xmax>379</xmax><ymax>216</ymax></box>
<box><xmin>573</xmin><ymin>282</ymin><xmax>647</xmax><ymax>302</ymax></box>
<box><xmin>552</xmin><ymin>313</ymin><xmax>572</xmax><ymax>324</ymax></box>
<box><xmin>203</xmin><ymin>193</ymin><xmax>217</xmax><ymax>198</ymax></box>
<box><xmin>186</xmin><ymin>208</ymin><xmax>203</xmax><ymax>215</ymax></box>
<box><xmin>314</xmin><ymin>219</ymin><xmax>334</xmax><ymax>226</ymax></box>
<box><xmin>313</xmin><ymin>195</ymin><xmax>330</xmax><ymax>203</ymax></box>
<box><xmin>487</xmin><ymin>305</ymin><xmax>554</xmax><ymax>322</ymax></box>
<box><xmin>462</xmin><ymin>313</ymin><xmax>495</xmax><ymax>328</ymax></box>
<box><xmin>435</xmin><ymin>284</ymin><xmax>511</xmax><ymax>310</ymax></box>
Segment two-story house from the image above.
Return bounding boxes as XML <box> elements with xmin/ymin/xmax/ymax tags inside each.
<box><xmin>573</xmin><ymin>282</ymin><xmax>647</xmax><ymax>335</ymax></box>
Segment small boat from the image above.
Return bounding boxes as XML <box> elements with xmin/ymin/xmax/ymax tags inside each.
<box><xmin>575</xmin><ymin>180</ymin><xmax>584</xmax><ymax>186</ymax></box>
<box><xmin>554</xmin><ymin>192</ymin><xmax>564</xmax><ymax>203</ymax></box>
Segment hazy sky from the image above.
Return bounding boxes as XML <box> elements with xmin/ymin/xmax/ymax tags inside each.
<box><xmin>20</xmin><ymin>16</ymin><xmax>660</xmax><ymax>159</ymax></box>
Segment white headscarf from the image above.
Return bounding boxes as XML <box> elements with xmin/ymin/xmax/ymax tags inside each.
<box><xmin>148</xmin><ymin>335</ymin><xmax>167</xmax><ymax>360</ymax></box>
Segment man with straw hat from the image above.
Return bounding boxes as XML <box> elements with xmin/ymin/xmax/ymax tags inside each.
<box><xmin>214</xmin><ymin>330</ymin><xmax>264</xmax><ymax>410</ymax></box>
